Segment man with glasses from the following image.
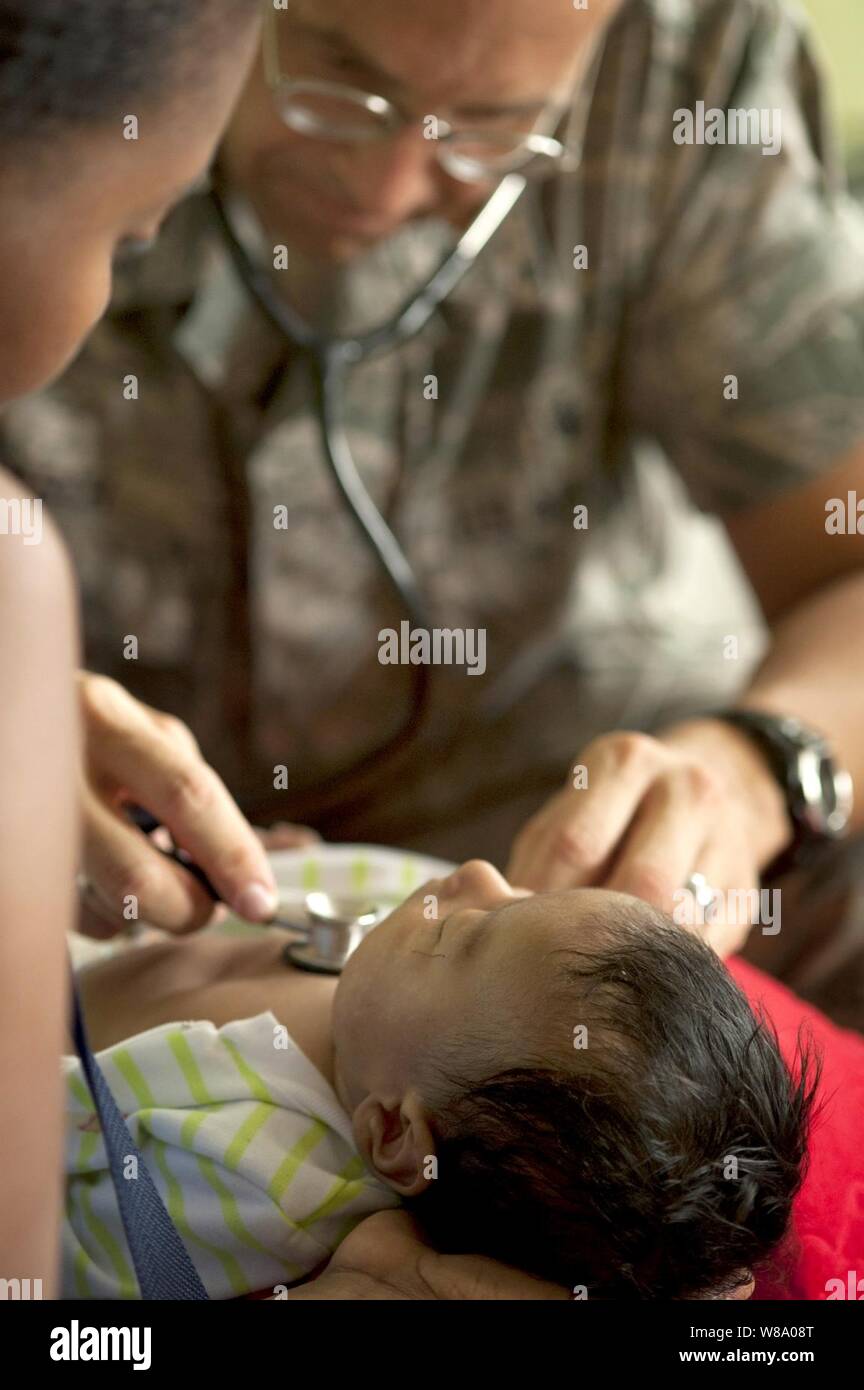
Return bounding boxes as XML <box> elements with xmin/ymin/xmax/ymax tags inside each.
<box><xmin>260</xmin><ymin>7</ymin><xmax>575</xmax><ymax>184</ymax></box>
<box><xmin>7</xmin><ymin>0</ymin><xmax>864</xmax><ymax>1008</ymax></box>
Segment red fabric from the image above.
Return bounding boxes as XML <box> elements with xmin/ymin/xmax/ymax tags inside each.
<box><xmin>727</xmin><ymin>958</ymin><xmax>864</xmax><ymax>1300</ymax></box>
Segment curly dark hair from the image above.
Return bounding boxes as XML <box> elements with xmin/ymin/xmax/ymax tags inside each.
<box><xmin>405</xmin><ymin>911</ymin><xmax>820</xmax><ymax>1299</ymax></box>
<box><xmin>0</xmin><ymin>0</ymin><xmax>259</xmax><ymax>140</ymax></box>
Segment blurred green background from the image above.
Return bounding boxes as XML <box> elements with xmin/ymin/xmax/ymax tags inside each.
<box><xmin>800</xmin><ymin>0</ymin><xmax>864</xmax><ymax>188</ymax></box>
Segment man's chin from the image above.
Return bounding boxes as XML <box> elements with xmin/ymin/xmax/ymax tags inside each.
<box><xmin>282</xmin><ymin>223</ymin><xmax>388</xmax><ymax>265</ymax></box>
<box><xmin>323</xmin><ymin>233</ymin><xmax>383</xmax><ymax>264</ymax></box>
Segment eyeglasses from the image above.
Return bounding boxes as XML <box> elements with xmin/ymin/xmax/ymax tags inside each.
<box><xmin>262</xmin><ymin>7</ymin><xmax>577</xmax><ymax>184</ymax></box>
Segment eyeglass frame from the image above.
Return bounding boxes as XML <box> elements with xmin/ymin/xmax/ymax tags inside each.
<box><xmin>261</xmin><ymin>3</ymin><xmax>579</xmax><ymax>181</ymax></box>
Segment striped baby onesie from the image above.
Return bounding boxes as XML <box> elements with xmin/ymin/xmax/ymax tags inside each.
<box><xmin>62</xmin><ymin>1011</ymin><xmax>400</xmax><ymax>1299</ymax></box>
<box><xmin>64</xmin><ymin>843</ymin><xmax>453</xmax><ymax>1299</ymax></box>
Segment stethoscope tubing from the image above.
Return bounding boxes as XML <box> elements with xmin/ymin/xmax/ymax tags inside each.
<box><xmin>209</xmin><ymin>174</ymin><xmax>526</xmax><ymax>369</ymax></box>
<box><xmin>206</xmin><ymin>177</ymin><xmax>528</xmax><ymax>808</ymax></box>
<box><xmin>209</xmin><ymin>179</ymin><xmax>527</xmax><ymax>634</ymax></box>
<box><xmin>210</xmin><ymin>173</ymin><xmax>526</xmax><ymax>632</ymax></box>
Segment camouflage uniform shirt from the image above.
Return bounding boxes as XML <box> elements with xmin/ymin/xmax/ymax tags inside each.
<box><xmin>5</xmin><ymin>0</ymin><xmax>864</xmax><ymax>859</ymax></box>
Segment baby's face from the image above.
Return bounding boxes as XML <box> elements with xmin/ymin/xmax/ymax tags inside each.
<box><xmin>332</xmin><ymin>860</ymin><xmax>642</xmax><ymax>1105</ymax></box>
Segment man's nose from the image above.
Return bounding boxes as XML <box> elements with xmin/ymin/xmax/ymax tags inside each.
<box><xmin>344</xmin><ymin>126</ymin><xmax>443</xmax><ymax>222</ymax></box>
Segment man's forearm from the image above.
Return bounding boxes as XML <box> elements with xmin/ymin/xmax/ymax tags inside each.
<box><xmin>737</xmin><ymin>570</ymin><xmax>864</xmax><ymax>832</ymax></box>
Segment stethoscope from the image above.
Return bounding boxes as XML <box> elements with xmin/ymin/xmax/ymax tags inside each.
<box><xmin>121</xmin><ymin>181</ymin><xmax>532</xmax><ymax>969</ymax></box>
<box><xmin>208</xmin><ymin>19</ymin><xmax>609</xmax><ymax>668</ymax></box>
<box><xmin>209</xmin><ymin>173</ymin><xmax>525</xmax><ymax>616</ymax></box>
<box><xmin>126</xmin><ymin>806</ymin><xmax>388</xmax><ymax>971</ymax></box>
<box><xmin>207</xmin><ymin>172</ymin><xmax>533</xmax><ymax>804</ymax></box>
<box><xmin>280</xmin><ymin>891</ymin><xmax>388</xmax><ymax>973</ymax></box>
<box><xmin>203</xmin><ymin>32</ymin><xmax>611</xmax><ymax>811</ymax></box>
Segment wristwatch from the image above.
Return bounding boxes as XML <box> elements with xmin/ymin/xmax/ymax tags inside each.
<box><xmin>714</xmin><ymin>709</ymin><xmax>854</xmax><ymax>879</ymax></box>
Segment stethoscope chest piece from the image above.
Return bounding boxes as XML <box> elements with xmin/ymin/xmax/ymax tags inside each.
<box><xmin>283</xmin><ymin>892</ymin><xmax>385</xmax><ymax>974</ymax></box>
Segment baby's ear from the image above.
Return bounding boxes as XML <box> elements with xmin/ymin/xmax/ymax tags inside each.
<box><xmin>352</xmin><ymin>1092</ymin><xmax>437</xmax><ymax>1197</ymax></box>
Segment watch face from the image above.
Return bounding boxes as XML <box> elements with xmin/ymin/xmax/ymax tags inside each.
<box><xmin>727</xmin><ymin>711</ymin><xmax>854</xmax><ymax>851</ymax></box>
<box><xmin>826</xmin><ymin>766</ymin><xmax>855</xmax><ymax>835</ymax></box>
<box><xmin>798</xmin><ymin>746</ymin><xmax>853</xmax><ymax>837</ymax></box>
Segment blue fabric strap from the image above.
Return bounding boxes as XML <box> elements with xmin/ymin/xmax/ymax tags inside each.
<box><xmin>70</xmin><ymin>975</ymin><xmax>210</xmax><ymax>1300</ymax></box>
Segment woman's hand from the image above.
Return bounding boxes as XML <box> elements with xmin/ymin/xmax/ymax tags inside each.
<box><xmin>278</xmin><ymin>1210</ymin><xmax>755</xmax><ymax>1300</ymax></box>
<box><xmin>77</xmin><ymin>672</ymin><xmax>281</xmax><ymax>935</ymax></box>
<box><xmin>312</xmin><ymin>1210</ymin><xmax>571</xmax><ymax>1300</ymax></box>
<box><xmin>507</xmin><ymin>720</ymin><xmax>793</xmax><ymax>957</ymax></box>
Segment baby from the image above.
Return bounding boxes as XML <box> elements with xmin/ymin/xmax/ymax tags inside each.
<box><xmin>65</xmin><ymin>859</ymin><xmax>815</xmax><ymax>1300</ymax></box>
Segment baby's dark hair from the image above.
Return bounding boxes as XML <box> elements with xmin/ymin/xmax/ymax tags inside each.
<box><xmin>0</xmin><ymin>0</ymin><xmax>258</xmax><ymax>143</ymax></box>
<box><xmin>406</xmin><ymin>905</ymin><xmax>820</xmax><ymax>1299</ymax></box>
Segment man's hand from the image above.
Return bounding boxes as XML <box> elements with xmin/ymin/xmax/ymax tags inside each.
<box><xmin>507</xmin><ymin>720</ymin><xmax>793</xmax><ymax>957</ymax></box>
<box><xmin>77</xmin><ymin>672</ymin><xmax>280</xmax><ymax>935</ymax></box>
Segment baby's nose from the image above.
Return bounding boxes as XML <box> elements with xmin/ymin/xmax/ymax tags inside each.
<box><xmin>452</xmin><ymin>859</ymin><xmax>516</xmax><ymax>901</ymax></box>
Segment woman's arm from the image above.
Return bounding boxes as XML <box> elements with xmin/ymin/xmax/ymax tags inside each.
<box><xmin>0</xmin><ymin>476</ymin><xmax>79</xmax><ymax>1296</ymax></box>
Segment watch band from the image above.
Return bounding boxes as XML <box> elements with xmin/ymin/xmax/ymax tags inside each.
<box><xmin>713</xmin><ymin>710</ymin><xmax>852</xmax><ymax>879</ymax></box>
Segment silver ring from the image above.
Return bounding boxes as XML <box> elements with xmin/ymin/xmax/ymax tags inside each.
<box><xmin>683</xmin><ymin>872</ymin><xmax>721</xmax><ymax>914</ymax></box>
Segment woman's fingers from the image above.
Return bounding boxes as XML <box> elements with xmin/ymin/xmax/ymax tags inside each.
<box><xmin>81</xmin><ymin>790</ymin><xmax>219</xmax><ymax>933</ymax></box>
<box><xmin>77</xmin><ymin>875</ymin><xmax>134</xmax><ymax>940</ymax></box>
<box><xmin>79</xmin><ymin>673</ymin><xmax>278</xmax><ymax>927</ymax></box>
